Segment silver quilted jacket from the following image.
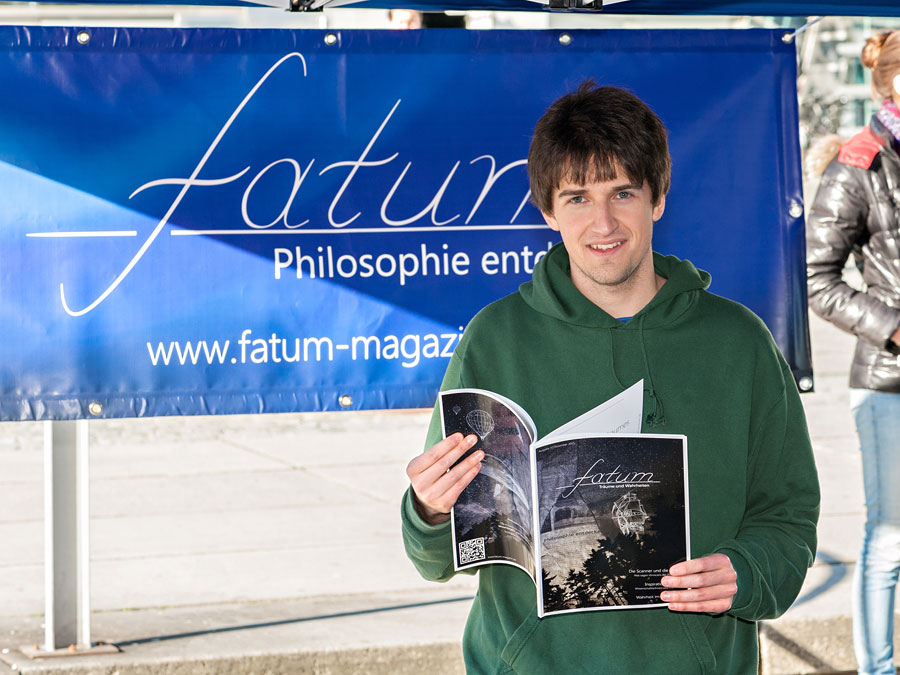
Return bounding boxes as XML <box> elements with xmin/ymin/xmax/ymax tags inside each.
<box><xmin>807</xmin><ymin>116</ymin><xmax>900</xmax><ymax>391</ymax></box>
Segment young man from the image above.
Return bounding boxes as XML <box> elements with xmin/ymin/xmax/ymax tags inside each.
<box><xmin>402</xmin><ymin>82</ymin><xmax>819</xmax><ymax>673</ymax></box>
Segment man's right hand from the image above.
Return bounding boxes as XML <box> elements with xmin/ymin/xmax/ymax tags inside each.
<box><xmin>406</xmin><ymin>433</ymin><xmax>484</xmax><ymax>525</ymax></box>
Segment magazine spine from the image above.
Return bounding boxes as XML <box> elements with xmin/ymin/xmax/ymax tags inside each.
<box><xmin>530</xmin><ymin>440</ymin><xmax>544</xmax><ymax>618</ymax></box>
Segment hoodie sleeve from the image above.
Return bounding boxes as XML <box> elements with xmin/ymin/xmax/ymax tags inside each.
<box><xmin>807</xmin><ymin>157</ymin><xmax>900</xmax><ymax>352</ymax></box>
<box><xmin>400</xmin><ymin>341</ymin><xmax>477</xmax><ymax>583</ymax></box>
<box><xmin>714</xmin><ymin>359</ymin><xmax>820</xmax><ymax>621</ymax></box>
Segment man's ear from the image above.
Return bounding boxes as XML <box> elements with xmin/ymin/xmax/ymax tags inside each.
<box><xmin>541</xmin><ymin>210</ymin><xmax>560</xmax><ymax>231</ymax></box>
<box><xmin>652</xmin><ymin>194</ymin><xmax>666</xmax><ymax>222</ymax></box>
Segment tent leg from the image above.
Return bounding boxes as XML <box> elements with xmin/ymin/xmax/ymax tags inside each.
<box><xmin>43</xmin><ymin>420</ymin><xmax>89</xmax><ymax>651</ymax></box>
<box><xmin>17</xmin><ymin>420</ymin><xmax>116</xmax><ymax>659</ymax></box>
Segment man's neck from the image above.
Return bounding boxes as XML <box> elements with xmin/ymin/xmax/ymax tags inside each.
<box><xmin>571</xmin><ymin>258</ymin><xmax>666</xmax><ymax>318</ymax></box>
<box><xmin>595</xmin><ymin>274</ymin><xmax>666</xmax><ymax>319</ymax></box>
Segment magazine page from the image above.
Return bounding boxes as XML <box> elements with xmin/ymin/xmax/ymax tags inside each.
<box><xmin>544</xmin><ymin>379</ymin><xmax>644</xmax><ymax>440</ymax></box>
<box><xmin>532</xmin><ymin>433</ymin><xmax>689</xmax><ymax>617</ymax></box>
<box><xmin>440</xmin><ymin>389</ymin><xmax>537</xmax><ymax>579</ymax></box>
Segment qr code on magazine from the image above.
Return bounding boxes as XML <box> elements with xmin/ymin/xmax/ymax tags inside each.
<box><xmin>458</xmin><ymin>537</ymin><xmax>486</xmax><ymax>564</ymax></box>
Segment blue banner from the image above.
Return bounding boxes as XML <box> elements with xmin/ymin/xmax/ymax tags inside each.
<box><xmin>0</xmin><ymin>27</ymin><xmax>808</xmax><ymax>420</ymax></box>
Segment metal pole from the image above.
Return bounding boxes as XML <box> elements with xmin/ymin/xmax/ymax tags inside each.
<box><xmin>42</xmin><ymin>420</ymin><xmax>91</xmax><ymax>652</ymax></box>
<box><xmin>76</xmin><ymin>419</ymin><xmax>91</xmax><ymax>649</ymax></box>
<box><xmin>42</xmin><ymin>421</ymin><xmax>56</xmax><ymax>652</ymax></box>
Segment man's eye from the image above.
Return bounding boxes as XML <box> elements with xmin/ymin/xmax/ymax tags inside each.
<box><xmin>615</xmin><ymin>191</ymin><xmax>632</xmax><ymax>200</ymax></box>
<box><xmin>569</xmin><ymin>195</ymin><xmax>585</xmax><ymax>204</ymax></box>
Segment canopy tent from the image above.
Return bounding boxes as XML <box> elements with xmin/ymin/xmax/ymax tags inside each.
<box><xmin>14</xmin><ymin>0</ymin><xmax>900</xmax><ymax>16</ymax></box>
<box><xmin>1</xmin><ymin>0</ymin><xmax>890</xmax><ymax>422</ymax></box>
<box><xmin>2</xmin><ymin>3</ymin><xmax>886</xmax><ymax>661</ymax></box>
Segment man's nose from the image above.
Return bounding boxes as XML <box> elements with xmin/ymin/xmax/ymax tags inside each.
<box><xmin>588</xmin><ymin>203</ymin><xmax>617</xmax><ymax>234</ymax></box>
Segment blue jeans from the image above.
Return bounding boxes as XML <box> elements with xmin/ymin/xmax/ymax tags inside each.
<box><xmin>850</xmin><ymin>388</ymin><xmax>900</xmax><ymax>675</ymax></box>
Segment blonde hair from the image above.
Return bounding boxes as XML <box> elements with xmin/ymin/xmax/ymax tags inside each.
<box><xmin>805</xmin><ymin>134</ymin><xmax>843</xmax><ymax>179</ymax></box>
<box><xmin>862</xmin><ymin>31</ymin><xmax>900</xmax><ymax>101</ymax></box>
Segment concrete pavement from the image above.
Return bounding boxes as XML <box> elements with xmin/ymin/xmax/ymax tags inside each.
<box><xmin>760</xmin><ymin>312</ymin><xmax>868</xmax><ymax>674</ymax></box>
<box><xmin>0</xmin><ymin>312</ymin><xmax>894</xmax><ymax>674</ymax></box>
<box><xmin>0</xmin><ymin>404</ymin><xmax>476</xmax><ymax>674</ymax></box>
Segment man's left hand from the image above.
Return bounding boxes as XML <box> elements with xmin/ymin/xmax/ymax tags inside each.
<box><xmin>659</xmin><ymin>553</ymin><xmax>737</xmax><ymax>613</ymax></box>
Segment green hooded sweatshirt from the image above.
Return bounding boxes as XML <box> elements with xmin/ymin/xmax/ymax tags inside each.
<box><xmin>402</xmin><ymin>244</ymin><xmax>820</xmax><ymax>674</ymax></box>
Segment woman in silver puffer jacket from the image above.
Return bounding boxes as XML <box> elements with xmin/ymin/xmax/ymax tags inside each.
<box><xmin>807</xmin><ymin>30</ymin><xmax>900</xmax><ymax>675</ymax></box>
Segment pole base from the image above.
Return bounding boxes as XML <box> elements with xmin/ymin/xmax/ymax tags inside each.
<box><xmin>16</xmin><ymin>642</ymin><xmax>120</xmax><ymax>659</ymax></box>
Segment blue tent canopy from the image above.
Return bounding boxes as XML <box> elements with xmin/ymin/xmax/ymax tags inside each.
<box><xmin>17</xmin><ymin>0</ymin><xmax>900</xmax><ymax>16</ymax></box>
<box><xmin>353</xmin><ymin>0</ymin><xmax>900</xmax><ymax>15</ymax></box>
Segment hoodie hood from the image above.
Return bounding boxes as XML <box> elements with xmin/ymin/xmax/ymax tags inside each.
<box><xmin>519</xmin><ymin>242</ymin><xmax>711</xmax><ymax>329</ymax></box>
<box><xmin>519</xmin><ymin>242</ymin><xmax>711</xmax><ymax>427</ymax></box>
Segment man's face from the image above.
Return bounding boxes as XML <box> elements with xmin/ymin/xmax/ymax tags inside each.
<box><xmin>540</xmin><ymin>168</ymin><xmax>665</xmax><ymax>309</ymax></box>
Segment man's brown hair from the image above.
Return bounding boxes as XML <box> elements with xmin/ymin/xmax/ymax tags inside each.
<box><xmin>528</xmin><ymin>81</ymin><xmax>671</xmax><ymax>214</ymax></box>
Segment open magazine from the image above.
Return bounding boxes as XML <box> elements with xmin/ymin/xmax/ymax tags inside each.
<box><xmin>441</xmin><ymin>381</ymin><xmax>689</xmax><ymax>617</ymax></box>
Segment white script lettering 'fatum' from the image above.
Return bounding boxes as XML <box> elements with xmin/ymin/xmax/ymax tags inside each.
<box><xmin>241</xmin><ymin>157</ymin><xmax>316</xmax><ymax>230</ymax></box>
<box><xmin>318</xmin><ymin>99</ymin><xmax>401</xmax><ymax>228</ymax></box>
<box><xmin>59</xmin><ymin>52</ymin><xmax>309</xmax><ymax>317</ymax></box>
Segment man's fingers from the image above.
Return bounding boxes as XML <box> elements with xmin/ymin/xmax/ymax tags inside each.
<box><xmin>668</xmin><ymin>553</ymin><xmax>732</xmax><ymax>577</ymax></box>
<box><xmin>405</xmin><ymin>432</ymin><xmax>466</xmax><ymax>477</ymax></box>
<box><xmin>406</xmin><ymin>433</ymin><xmax>478</xmax><ymax>482</ymax></box>
<box><xmin>663</xmin><ymin>553</ymin><xmax>736</xmax><ymax>589</ymax></box>
<box><xmin>420</xmin><ymin>448</ymin><xmax>485</xmax><ymax>501</ymax></box>
<box><xmin>662</xmin><ymin>584</ymin><xmax>735</xmax><ymax>613</ymax></box>
<box><xmin>411</xmin><ymin>449</ymin><xmax>484</xmax><ymax>517</ymax></box>
<box><xmin>661</xmin><ymin>568</ymin><xmax>736</xmax><ymax>590</ymax></box>
<box><xmin>661</xmin><ymin>583</ymin><xmax>736</xmax><ymax>604</ymax></box>
<box><xmin>437</xmin><ymin>458</ymin><xmax>484</xmax><ymax>509</ymax></box>
<box><xmin>406</xmin><ymin>432</ymin><xmax>485</xmax><ymax>524</ymax></box>
<box><xmin>665</xmin><ymin>597</ymin><xmax>734</xmax><ymax>613</ymax></box>
<box><xmin>661</xmin><ymin>553</ymin><xmax>738</xmax><ymax>613</ymax></box>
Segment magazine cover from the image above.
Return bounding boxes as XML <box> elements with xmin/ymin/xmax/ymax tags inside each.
<box><xmin>534</xmin><ymin>434</ymin><xmax>689</xmax><ymax>615</ymax></box>
<box><xmin>440</xmin><ymin>390</ymin><xmax>536</xmax><ymax>578</ymax></box>
<box><xmin>438</xmin><ymin>383</ymin><xmax>688</xmax><ymax>616</ymax></box>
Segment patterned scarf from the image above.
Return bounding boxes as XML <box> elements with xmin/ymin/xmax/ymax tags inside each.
<box><xmin>875</xmin><ymin>100</ymin><xmax>900</xmax><ymax>145</ymax></box>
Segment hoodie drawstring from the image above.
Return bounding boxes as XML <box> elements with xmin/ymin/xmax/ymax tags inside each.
<box><xmin>638</xmin><ymin>315</ymin><xmax>667</xmax><ymax>427</ymax></box>
<box><xmin>606</xmin><ymin>327</ymin><xmax>627</xmax><ymax>390</ymax></box>
<box><xmin>607</xmin><ymin>318</ymin><xmax>667</xmax><ymax>428</ymax></box>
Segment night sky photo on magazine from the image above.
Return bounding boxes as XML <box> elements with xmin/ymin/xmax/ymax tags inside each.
<box><xmin>536</xmin><ymin>435</ymin><xmax>689</xmax><ymax>614</ymax></box>
<box><xmin>441</xmin><ymin>390</ymin><xmax>536</xmax><ymax>577</ymax></box>
<box><xmin>439</xmin><ymin>384</ymin><xmax>688</xmax><ymax>617</ymax></box>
